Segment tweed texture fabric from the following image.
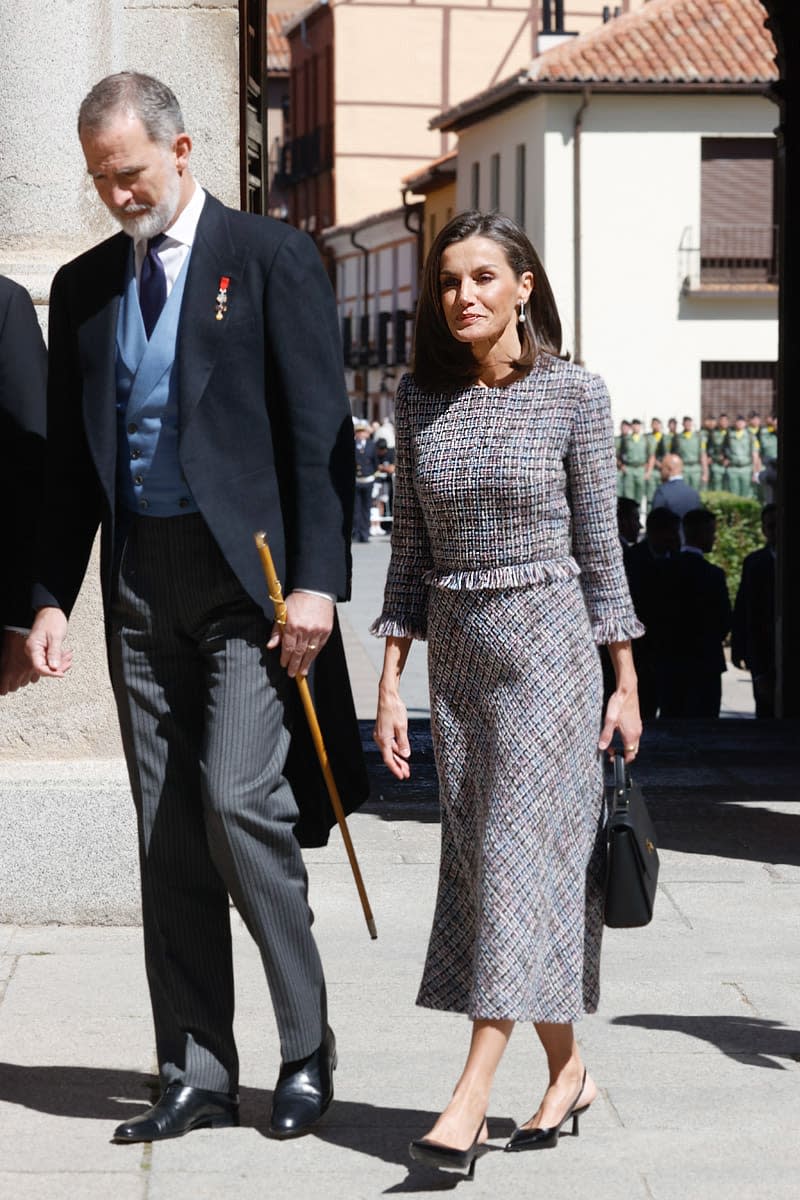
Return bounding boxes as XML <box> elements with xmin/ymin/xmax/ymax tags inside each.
<box><xmin>372</xmin><ymin>354</ymin><xmax>644</xmax><ymax>1021</ymax></box>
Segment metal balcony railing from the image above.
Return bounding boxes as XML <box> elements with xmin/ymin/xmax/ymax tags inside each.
<box><xmin>274</xmin><ymin>124</ymin><xmax>334</xmax><ymax>187</ymax></box>
<box><xmin>679</xmin><ymin>224</ymin><xmax>778</xmax><ymax>293</ymax></box>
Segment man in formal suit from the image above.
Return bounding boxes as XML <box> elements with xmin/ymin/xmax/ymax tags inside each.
<box><xmin>622</xmin><ymin>506</ymin><xmax>681</xmax><ymax>719</ymax></box>
<box><xmin>656</xmin><ymin>507</ymin><xmax>731</xmax><ymax>718</ymax></box>
<box><xmin>650</xmin><ymin>453</ymin><xmax>702</xmax><ymax>522</ymax></box>
<box><xmin>26</xmin><ymin>73</ymin><xmax>362</xmax><ymax>1143</ymax></box>
<box><xmin>0</xmin><ymin>275</ymin><xmax>49</xmax><ymax>695</ymax></box>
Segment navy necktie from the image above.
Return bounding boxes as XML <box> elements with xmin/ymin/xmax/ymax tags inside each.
<box><xmin>139</xmin><ymin>233</ymin><xmax>167</xmax><ymax>339</ymax></box>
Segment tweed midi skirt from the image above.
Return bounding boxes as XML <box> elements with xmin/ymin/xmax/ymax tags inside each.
<box><xmin>417</xmin><ymin>574</ymin><xmax>606</xmax><ymax>1023</ymax></box>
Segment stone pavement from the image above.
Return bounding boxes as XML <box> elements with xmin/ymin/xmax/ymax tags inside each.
<box><xmin>1</xmin><ymin>539</ymin><xmax>799</xmax><ymax>1199</ymax></box>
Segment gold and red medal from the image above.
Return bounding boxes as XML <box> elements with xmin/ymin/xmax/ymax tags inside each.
<box><xmin>215</xmin><ymin>276</ymin><xmax>230</xmax><ymax>321</ymax></box>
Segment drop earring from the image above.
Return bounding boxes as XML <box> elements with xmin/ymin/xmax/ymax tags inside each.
<box><xmin>518</xmin><ymin>299</ymin><xmax>526</xmax><ymax>324</ymax></box>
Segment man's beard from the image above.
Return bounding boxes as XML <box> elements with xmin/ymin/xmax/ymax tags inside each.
<box><xmin>114</xmin><ymin>171</ymin><xmax>181</xmax><ymax>240</ymax></box>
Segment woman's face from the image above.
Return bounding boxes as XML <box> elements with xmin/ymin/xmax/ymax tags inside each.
<box><xmin>438</xmin><ymin>235</ymin><xmax>533</xmax><ymax>361</ymax></box>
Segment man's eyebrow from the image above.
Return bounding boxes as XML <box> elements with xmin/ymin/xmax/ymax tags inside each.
<box><xmin>87</xmin><ymin>164</ymin><xmax>144</xmax><ymax>178</ymax></box>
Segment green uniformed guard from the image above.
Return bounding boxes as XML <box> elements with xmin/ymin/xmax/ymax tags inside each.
<box><xmin>723</xmin><ymin>414</ymin><xmax>756</xmax><ymax>496</ymax></box>
<box><xmin>757</xmin><ymin>414</ymin><xmax>778</xmax><ymax>501</ymax></box>
<box><xmin>619</xmin><ymin>417</ymin><xmax>648</xmax><ymax>503</ymax></box>
<box><xmin>671</xmin><ymin>415</ymin><xmax>703</xmax><ymax>490</ymax></box>
<box><xmin>700</xmin><ymin>416</ymin><xmax>716</xmax><ymax>491</ymax></box>
<box><xmin>707</xmin><ymin>412</ymin><xmax>730</xmax><ymax>491</ymax></box>
<box><xmin>758</xmin><ymin>414</ymin><xmax>778</xmax><ymax>465</ymax></box>
<box><xmin>615</xmin><ymin>419</ymin><xmax>631</xmax><ymax>498</ymax></box>
<box><xmin>644</xmin><ymin>417</ymin><xmax>666</xmax><ymax>505</ymax></box>
<box><xmin>747</xmin><ymin>411</ymin><xmax>763</xmax><ymax>499</ymax></box>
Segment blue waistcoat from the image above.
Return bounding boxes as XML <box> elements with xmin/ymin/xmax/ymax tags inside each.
<box><xmin>115</xmin><ymin>246</ymin><xmax>199</xmax><ymax>517</ymax></box>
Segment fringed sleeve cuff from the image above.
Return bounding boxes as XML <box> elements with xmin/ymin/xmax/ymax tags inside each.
<box><xmin>590</xmin><ymin>613</ymin><xmax>646</xmax><ymax>645</ymax></box>
<box><xmin>369</xmin><ymin>613</ymin><xmax>428</xmax><ymax>641</ymax></box>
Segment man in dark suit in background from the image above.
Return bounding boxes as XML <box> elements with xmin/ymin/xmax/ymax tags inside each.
<box><xmin>657</xmin><ymin>507</ymin><xmax>731</xmax><ymax>718</ymax></box>
<box><xmin>623</xmin><ymin>506</ymin><xmax>681</xmax><ymax>719</ymax></box>
<box><xmin>650</xmin><ymin>452</ymin><xmax>702</xmax><ymax>521</ymax></box>
<box><xmin>27</xmin><ymin>73</ymin><xmax>362</xmax><ymax>1143</ymax></box>
<box><xmin>0</xmin><ymin>275</ymin><xmax>48</xmax><ymax>695</ymax></box>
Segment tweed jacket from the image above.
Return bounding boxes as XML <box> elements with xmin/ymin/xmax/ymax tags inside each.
<box><xmin>372</xmin><ymin>354</ymin><xmax>644</xmax><ymax>644</ymax></box>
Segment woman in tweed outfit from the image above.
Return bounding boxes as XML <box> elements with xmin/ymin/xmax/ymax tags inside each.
<box><xmin>372</xmin><ymin>212</ymin><xmax>643</xmax><ymax>1171</ymax></box>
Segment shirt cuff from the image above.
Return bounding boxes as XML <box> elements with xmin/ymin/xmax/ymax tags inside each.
<box><xmin>292</xmin><ymin>589</ymin><xmax>336</xmax><ymax>604</ymax></box>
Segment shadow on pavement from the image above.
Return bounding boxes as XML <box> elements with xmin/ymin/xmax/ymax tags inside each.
<box><xmin>0</xmin><ymin>1060</ymin><xmax>514</xmax><ymax>1186</ymax></box>
<box><xmin>358</xmin><ymin>718</ymin><xmax>800</xmax><ymax>869</ymax></box>
<box><xmin>647</xmin><ymin>796</ymin><xmax>800</xmax><ymax>867</ymax></box>
<box><xmin>610</xmin><ymin>1014</ymin><xmax>800</xmax><ymax>1069</ymax></box>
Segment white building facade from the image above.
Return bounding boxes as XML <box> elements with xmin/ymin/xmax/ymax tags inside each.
<box><xmin>449</xmin><ymin>92</ymin><xmax>777</xmax><ymax>425</ymax></box>
<box><xmin>434</xmin><ymin>0</ymin><xmax>779</xmax><ymax>426</ymax></box>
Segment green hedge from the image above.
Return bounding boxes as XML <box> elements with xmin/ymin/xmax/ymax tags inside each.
<box><xmin>701</xmin><ymin>491</ymin><xmax>764</xmax><ymax>604</ymax></box>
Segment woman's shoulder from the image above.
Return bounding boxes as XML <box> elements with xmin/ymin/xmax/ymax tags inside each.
<box><xmin>394</xmin><ymin>371</ymin><xmax>454</xmax><ymax>410</ymax></box>
<box><xmin>530</xmin><ymin>354</ymin><xmax>610</xmax><ymax>408</ymax></box>
<box><xmin>396</xmin><ymin>371</ymin><xmax>444</xmax><ymax>397</ymax></box>
<box><xmin>532</xmin><ymin>352</ymin><xmax>601</xmax><ymax>387</ymax></box>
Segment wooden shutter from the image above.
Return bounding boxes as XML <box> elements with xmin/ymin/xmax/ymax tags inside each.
<box><xmin>701</xmin><ymin>362</ymin><xmax>777</xmax><ymax>419</ymax></box>
<box><xmin>700</xmin><ymin>138</ymin><xmax>776</xmax><ymax>280</ymax></box>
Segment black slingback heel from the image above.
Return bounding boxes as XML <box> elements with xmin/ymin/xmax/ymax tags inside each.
<box><xmin>504</xmin><ymin>1069</ymin><xmax>589</xmax><ymax>1152</ymax></box>
<box><xmin>409</xmin><ymin>1118</ymin><xmax>487</xmax><ymax>1177</ymax></box>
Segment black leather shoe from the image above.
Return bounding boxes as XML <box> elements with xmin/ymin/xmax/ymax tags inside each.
<box><xmin>112</xmin><ymin>1083</ymin><xmax>239</xmax><ymax>1143</ymax></box>
<box><xmin>269</xmin><ymin>1026</ymin><xmax>337</xmax><ymax>1138</ymax></box>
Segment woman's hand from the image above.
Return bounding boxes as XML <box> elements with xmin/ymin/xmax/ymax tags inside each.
<box><xmin>373</xmin><ymin>686</ymin><xmax>412</xmax><ymax>780</ymax></box>
<box><xmin>598</xmin><ymin>639</ymin><xmax>642</xmax><ymax>764</ymax></box>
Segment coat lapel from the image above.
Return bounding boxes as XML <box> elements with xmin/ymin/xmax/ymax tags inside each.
<box><xmin>177</xmin><ymin>194</ymin><xmax>248</xmax><ymax>432</ymax></box>
<box><xmin>77</xmin><ymin>233</ymin><xmax>130</xmax><ymax>506</ymax></box>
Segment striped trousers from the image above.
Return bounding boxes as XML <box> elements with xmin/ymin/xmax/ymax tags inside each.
<box><xmin>109</xmin><ymin>513</ymin><xmax>326</xmax><ymax>1093</ymax></box>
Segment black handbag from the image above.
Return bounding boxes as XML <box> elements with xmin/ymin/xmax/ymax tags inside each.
<box><xmin>604</xmin><ymin>755</ymin><xmax>659</xmax><ymax>928</ymax></box>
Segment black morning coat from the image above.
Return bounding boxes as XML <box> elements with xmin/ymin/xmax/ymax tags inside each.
<box><xmin>32</xmin><ymin>194</ymin><xmax>369</xmax><ymax>845</ymax></box>
<box><xmin>0</xmin><ymin>276</ymin><xmax>47</xmax><ymax>629</ymax></box>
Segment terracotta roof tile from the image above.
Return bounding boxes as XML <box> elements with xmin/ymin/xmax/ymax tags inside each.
<box><xmin>267</xmin><ymin>11</ymin><xmax>295</xmax><ymax>73</ymax></box>
<box><xmin>402</xmin><ymin>149</ymin><xmax>458</xmax><ymax>189</ymax></box>
<box><xmin>528</xmin><ymin>0</ymin><xmax>777</xmax><ymax>85</ymax></box>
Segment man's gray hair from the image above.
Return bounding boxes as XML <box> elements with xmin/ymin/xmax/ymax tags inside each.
<box><xmin>78</xmin><ymin>72</ymin><xmax>185</xmax><ymax>146</ymax></box>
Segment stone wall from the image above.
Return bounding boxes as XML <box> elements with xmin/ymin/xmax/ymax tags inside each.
<box><xmin>0</xmin><ymin>0</ymin><xmax>240</xmax><ymax>760</ymax></box>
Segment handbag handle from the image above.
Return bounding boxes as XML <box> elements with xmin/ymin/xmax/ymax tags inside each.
<box><xmin>611</xmin><ymin>752</ymin><xmax>631</xmax><ymax>810</ymax></box>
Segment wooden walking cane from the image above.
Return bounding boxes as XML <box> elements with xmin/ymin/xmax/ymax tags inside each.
<box><xmin>254</xmin><ymin>532</ymin><xmax>377</xmax><ymax>940</ymax></box>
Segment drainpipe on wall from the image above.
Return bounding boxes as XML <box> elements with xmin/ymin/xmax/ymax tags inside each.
<box><xmin>350</xmin><ymin>228</ymin><xmax>370</xmax><ymax>416</ymax></box>
<box><xmin>401</xmin><ymin>186</ymin><xmax>424</xmax><ymax>293</ymax></box>
<box><xmin>573</xmin><ymin>87</ymin><xmax>591</xmax><ymax>366</ymax></box>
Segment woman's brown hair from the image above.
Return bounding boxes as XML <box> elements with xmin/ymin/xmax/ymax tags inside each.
<box><xmin>412</xmin><ymin>210</ymin><xmax>563</xmax><ymax>392</ymax></box>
